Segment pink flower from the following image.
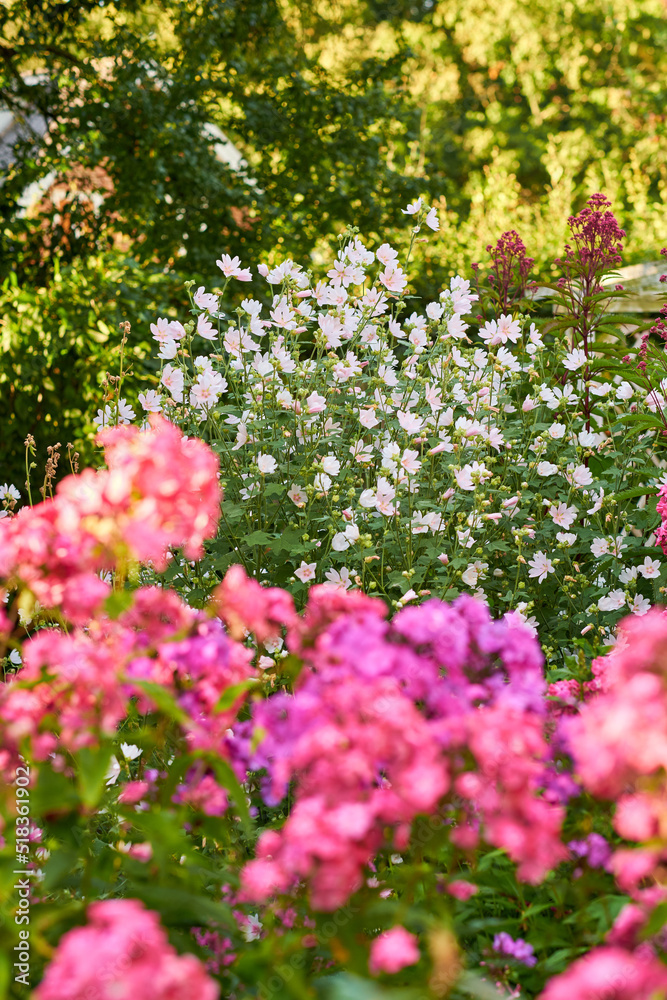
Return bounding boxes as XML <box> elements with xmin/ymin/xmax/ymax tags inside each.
<box><xmin>35</xmin><ymin>899</ymin><xmax>218</xmax><ymax>1000</ymax></box>
<box><xmin>216</xmin><ymin>253</ymin><xmax>252</xmax><ymax>280</ymax></box>
<box><xmin>538</xmin><ymin>946</ymin><xmax>667</xmax><ymax>1000</ymax></box>
<box><xmin>369</xmin><ymin>927</ymin><xmax>420</xmax><ymax>975</ymax></box>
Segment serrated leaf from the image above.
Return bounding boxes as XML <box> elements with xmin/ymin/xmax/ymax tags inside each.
<box><xmin>615</xmin><ymin>486</ymin><xmax>659</xmax><ymax>501</ymax></box>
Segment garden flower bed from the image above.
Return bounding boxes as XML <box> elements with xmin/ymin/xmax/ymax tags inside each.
<box><xmin>2</xmin><ymin>195</ymin><xmax>667</xmax><ymax>999</ymax></box>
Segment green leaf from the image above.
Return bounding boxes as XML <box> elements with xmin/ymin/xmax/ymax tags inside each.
<box><xmin>214</xmin><ymin>678</ymin><xmax>259</xmax><ymax>713</ymax></box>
<box><xmin>243</xmin><ymin>530</ymin><xmax>272</xmax><ymax>546</ymax></box>
<box><xmin>77</xmin><ymin>745</ymin><xmax>113</xmax><ymax>809</ymax></box>
<box><xmin>132</xmin><ymin>681</ymin><xmax>190</xmax><ymax>725</ymax></box>
<box><xmin>129</xmin><ymin>884</ymin><xmax>234</xmax><ymax>929</ymax></box>
<box><xmin>614</xmin><ymin>486</ymin><xmax>659</xmax><ymax>501</ymax></box>
<box><xmin>202</xmin><ymin>755</ymin><xmax>253</xmax><ymax>835</ymax></box>
<box><xmin>104</xmin><ymin>589</ymin><xmax>134</xmax><ymax>619</ymax></box>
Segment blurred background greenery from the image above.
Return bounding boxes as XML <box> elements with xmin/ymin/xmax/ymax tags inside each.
<box><xmin>1</xmin><ymin>0</ymin><xmax>666</xmax><ymax>483</ymax></box>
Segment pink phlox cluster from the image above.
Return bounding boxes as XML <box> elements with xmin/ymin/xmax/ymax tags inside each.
<box><xmin>567</xmin><ymin>609</ymin><xmax>667</xmax><ymax>890</ymax></box>
<box><xmin>35</xmin><ymin>899</ymin><xmax>219</xmax><ymax>1000</ymax></box>
<box><xmin>0</xmin><ymin>416</ymin><xmax>220</xmax><ymax>621</ymax></box>
<box><xmin>0</xmin><ymin>628</ymin><xmax>131</xmax><ymax>767</ymax></box>
<box><xmin>213</xmin><ymin>563</ymin><xmax>296</xmax><ymax>643</ymax></box>
<box><xmin>369</xmin><ymin>926</ymin><xmax>420</xmax><ymax>975</ymax></box>
<box><xmin>243</xmin><ymin>676</ymin><xmax>449</xmax><ymax>910</ymax></box>
<box><xmin>538</xmin><ymin>946</ymin><xmax>667</xmax><ymax>1000</ymax></box>
<box><xmin>656</xmin><ymin>485</ymin><xmax>667</xmax><ymax>556</ymax></box>
<box><xmin>241</xmin><ymin>587</ymin><xmax>564</xmax><ymax>908</ymax></box>
<box><xmin>191</xmin><ymin>927</ymin><xmax>236</xmax><ymax>974</ymax></box>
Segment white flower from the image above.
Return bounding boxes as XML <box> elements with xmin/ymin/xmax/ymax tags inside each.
<box><xmin>479</xmin><ymin>314</ymin><xmax>521</xmax><ymax>345</ymax></box>
<box><xmin>161</xmin><ymin>364</ymin><xmax>184</xmax><ymax>403</ymax></box>
<box><xmin>295</xmin><ymin>561</ymin><xmax>317</xmax><ymax>584</ymax></box>
<box><xmin>358</xmin><ymin>408</ymin><xmax>380</xmax><ymax>429</ymax></box>
<box><xmin>242</xmin><ymin>914</ymin><xmax>263</xmax><ymax>942</ymax></box>
<box><xmin>628</xmin><ymin>594</ymin><xmax>651</xmax><ymax>616</ymax></box>
<box><xmin>639</xmin><ymin>556</ymin><xmax>662</xmax><ymax>579</ymax></box>
<box><xmin>587</xmin><ymin>489</ymin><xmax>605</xmax><ymax>514</ymax></box>
<box><xmin>376</xmin><ymin>242</ymin><xmax>399</xmax><ymax>267</ymax></box>
<box><xmin>537</xmin><ymin>461</ymin><xmax>558</xmax><ymax>476</ymax></box>
<box><xmin>324</xmin><ymin>566</ymin><xmax>354</xmax><ymax>589</ymax></box>
<box><xmin>157</xmin><ymin>338</ymin><xmax>178</xmax><ymax>360</ymax></box>
<box><xmin>287</xmin><ymin>484</ymin><xmax>307</xmax><ymax>507</ymax></box>
<box><xmin>527</xmin><ymin>551</ymin><xmax>555</xmax><ymax>583</ymax></box>
<box><xmin>425</xmin><ymin>207</ymin><xmax>439</xmax><ymax>231</ymax></box>
<box><xmin>321</xmin><ymin>455</ymin><xmax>341</xmax><ymax>477</ymax></box>
<box><xmin>396</xmin><ymin>410</ymin><xmax>423</xmax><ymax>434</ymax></box>
<box><xmin>616</xmin><ymin>381</ymin><xmax>634</xmax><ymax>401</ymax></box>
<box><xmin>563</xmin><ymin>348</ymin><xmax>587</xmax><ymax>371</ymax></box>
<box><xmin>549</xmin><ymin>503</ymin><xmax>578</xmax><ymax>529</ymax></box>
<box><xmin>306</xmin><ymin>391</ymin><xmax>327</xmax><ymax>413</ymax></box>
<box><xmin>566</xmin><ymin>463</ymin><xmax>594</xmax><ymax>488</ymax></box>
<box><xmin>591</xmin><ymin>538</ymin><xmax>610</xmax><ymax>558</ymax></box>
<box><xmin>0</xmin><ymin>484</ymin><xmax>20</xmax><ymax>501</ymax></box>
<box><xmin>548</xmin><ymin>422</ymin><xmax>567</xmax><ymax>440</ymax></box>
<box><xmin>598</xmin><ymin>589</ymin><xmax>626</xmax><ymax>612</ymax></box>
<box><xmin>446</xmin><ymin>314</ymin><xmax>469</xmax><ymax>339</ymax></box>
<box><xmin>401</xmin><ymin>197</ymin><xmax>422</xmax><ymax>215</ymax></box>
<box><xmin>400</xmin><ymin>448</ymin><xmax>421</xmax><ymax>474</ymax></box>
<box><xmin>619</xmin><ymin>565</ymin><xmax>638</xmax><ymax>584</ymax></box>
<box><xmin>313</xmin><ymin>473</ymin><xmax>332</xmax><ymax>493</ymax></box>
<box><xmin>454</xmin><ymin>461</ymin><xmax>492</xmax><ymax>491</ymax></box>
<box><xmin>461</xmin><ymin>561</ymin><xmax>488</xmax><ymax>587</ymax></box>
<box><xmin>556</xmin><ymin>532</ymin><xmax>577</xmax><ymax>545</ymax></box>
<box><xmin>256</xmin><ymin>453</ymin><xmax>277</xmax><ymax>474</ymax></box>
<box><xmin>120</xmin><ymin>743</ymin><xmax>142</xmax><ymax>760</ymax></box>
<box><xmin>197</xmin><ymin>312</ymin><xmax>217</xmax><ymax>340</ymax></box>
<box><xmin>105</xmin><ymin>756</ymin><xmax>121</xmax><ymax>786</ymax></box>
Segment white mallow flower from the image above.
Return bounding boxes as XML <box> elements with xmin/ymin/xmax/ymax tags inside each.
<box><xmin>256</xmin><ymin>453</ymin><xmax>277</xmax><ymax>474</ymax></box>
<box><xmin>446</xmin><ymin>313</ymin><xmax>469</xmax><ymax>339</ymax></box>
<box><xmin>242</xmin><ymin>915</ymin><xmax>263</xmax><ymax>943</ymax></box>
<box><xmin>619</xmin><ymin>565</ymin><xmax>638</xmax><ymax>584</ymax></box>
<box><xmin>527</xmin><ymin>551</ymin><xmax>555</xmax><ymax>583</ymax></box>
<box><xmin>540</xmin><ymin>383</ymin><xmax>578</xmax><ymax>409</ymax></box>
<box><xmin>306</xmin><ymin>391</ymin><xmax>327</xmax><ymax>413</ymax></box>
<box><xmin>639</xmin><ymin>556</ymin><xmax>662</xmax><ymax>579</ymax></box>
<box><xmin>157</xmin><ymin>338</ymin><xmax>178</xmax><ymax>360</ymax></box>
<box><xmin>313</xmin><ymin>473</ymin><xmax>332</xmax><ymax>493</ymax></box>
<box><xmin>505</xmin><ymin>605</ymin><xmax>539</xmax><ymax>637</ymax></box>
<box><xmin>548</xmin><ymin>422</ymin><xmax>567</xmax><ymax>440</ymax></box>
<box><xmin>359</xmin><ymin>408</ymin><xmax>380</xmax><ymax>429</ymax></box>
<box><xmin>287</xmin><ymin>484</ymin><xmax>307</xmax><ymax>507</ymax></box>
<box><xmin>566</xmin><ymin>463</ymin><xmax>594</xmax><ymax>488</ymax></box>
<box><xmin>401</xmin><ymin>197</ymin><xmax>422</xmax><ymax>215</ymax></box>
<box><xmin>628</xmin><ymin>594</ymin><xmax>651</xmax><ymax>616</ymax></box>
<box><xmin>105</xmin><ymin>756</ymin><xmax>121</xmax><ymax>786</ymax></box>
<box><xmin>0</xmin><ymin>483</ymin><xmax>20</xmax><ymax>501</ymax></box>
<box><xmin>556</xmin><ymin>532</ymin><xmax>577</xmax><ymax>545</ymax></box>
<box><xmin>425</xmin><ymin>207</ymin><xmax>439</xmax><ymax>231</ymax></box>
<box><xmin>616</xmin><ymin>381</ymin><xmax>634</xmax><ymax>401</ymax></box>
<box><xmin>587</xmin><ymin>489</ymin><xmax>605</xmax><ymax>514</ymax></box>
<box><xmin>591</xmin><ymin>538</ymin><xmax>610</xmax><ymax>558</ymax></box>
<box><xmin>549</xmin><ymin>503</ymin><xmax>578</xmax><ymax>529</ymax></box>
<box><xmin>331</xmin><ymin>523</ymin><xmax>360</xmax><ymax>551</ymax></box>
<box><xmin>396</xmin><ymin>410</ymin><xmax>423</xmax><ymax>434</ymax></box>
<box><xmin>160</xmin><ymin>364</ymin><xmax>184</xmax><ymax>402</ymax></box>
<box><xmin>321</xmin><ymin>455</ymin><xmax>341</xmax><ymax>477</ymax></box>
<box><xmin>461</xmin><ymin>561</ymin><xmax>488</xmax><ymax>587</ymax></box>
<box><xmin>537</xmin><ymin>461</ymin><xmax>558</xmax><ymax>476</ymax></box>
<box><xmin>294</xmin><ymin>561</ymin><xmax>317</xmax><ymax>584</ymax></box>
<box><xmin>598</xmin><ymin>589</ymin><xmax>626</xmax><ymax>612</ymax></box>
<box><xmin>400</xmin><ymin>448</ymin><xmax>421</xmax><ymax>475</ymax></box>
<box><xmin>479</xmin><ymin>314</ymin><xmax>521</xmax><ymax>345</ymax></box>
<box><xmin>454</xmin><ymin>461</ymin><xmax>492</xmax><ymax>491</ymax></box>
<box><xmin>324</xmin><ymin>566</ymin><xmax>354</xmax><ymax>590</ymax></box>
<box><xmin>120</xmin><ymin>743</ymin><xmax>142</xmax><ymax>760</ymax></box>
<box><xmin>563</xmin><ymin>348</ymin><xmax>587</xmax><ymax>371</ymax></box>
